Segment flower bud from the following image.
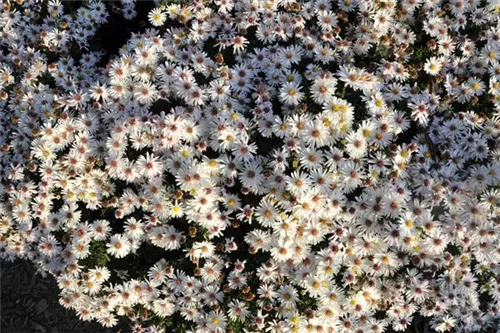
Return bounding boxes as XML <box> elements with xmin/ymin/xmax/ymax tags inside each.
<box><xmin>242</xmin><ymin>285</ymin><xmax>251</xmax><ymax>294</ymax></box>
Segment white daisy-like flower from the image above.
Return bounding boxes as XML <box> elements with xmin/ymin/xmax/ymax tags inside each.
<box><xmin>89</xmin><ymin>267</ymin><xmax>111</xmax><ymax>283</ymax></box>
<box><xmin>106</xmin><ymin>234</ymin><xmax>131</xmax><ymax>259</ymax></box>
<box><xmin>193</xmin><ymin>241</ymin><xmax>216</xmax><ymax>259</ymax></box>
<box><xmin>277</xmin><ymin>284</ymin><xmax>299</xmax><ymax>307</ymax></box>
<box><xmin>345</xmin><ymin>132</ymin><xmax>367</xmax><ymax>158</ymax></box>
<box><xmin>424</xmin><ymin>56</ymin><xmax>443</xmax><ymax>76</ymax></box>
<box><xmin>148</xmin><ymin>8</ymin><xmax>167</xmax><ymax>26</ymax></box>
<box><xmin>136</xmin><ymin>152</ymin><xmax>164</xmax><ymax>179</ymax></box>
<box><xmin>286</xmin><ymin>171</ymin><xmax>312</xmax><ymax>196</ymax></box>
<box><xmin>207</xmin><ymin>310</ymin><xmax>227</xmax><ymax>331</ymax></box>
<box><xmin>302</xmin><ymin>119</ymin><xmax>330</xmax><ymax>148</ymax></box>
<box><xmin>279</xmin><ymin>81</ymin><xmax>304</xmax><ymax>105</ymax></box>
<box><xmin>124</xmin><ymin>217</ymin><xmax>144</xmax><ymax>240</ymax></box>
<box><xmin>270</xmin><ymin>238</ymin><xmax>295</xmax><ymax>262</ymax></box>
<box><xmin>91</xmin><ymin>219</ymin><xmax>112</xmax><ymax>241</ymax></box>
<box><xmin>134</xmin><ymin>82</ymin><xmax>159</xmax><ymax>105</ymax></box>
<box><xmin>434</xmin><ymin>316</ymin><xmax>457</xmax><ymax>332</ymax></box>
<box><xmin>310</xmin><ymin>76</ymin><xmax>336</xmax><ymax>104</ymax></box>
<box><xmin>227</xmin><ymin>300</ymin><xmax>250</xmax><ymax>322</ymax></box>
<box><xmin>239</xmin><ymin>161</ymin><xmax>264</xmax><ymax>190</ymax></box>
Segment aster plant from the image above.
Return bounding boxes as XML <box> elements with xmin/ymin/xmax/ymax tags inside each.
<box><xmin>0</xmin><ymin>0</ymin><xmax>499</xmax><ymax>333</ymax></box>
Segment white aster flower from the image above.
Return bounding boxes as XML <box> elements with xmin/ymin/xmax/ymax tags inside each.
<box><xmin>424</xmin><ymin>56</ymin><xmax>443</xmax><ymax>76</ymax></box>
<box><xmin>148</xmin><ymin>8</ymin><xmax>167</xmax><ymax>26</ymax></box>
<box><xmin>279</xmin><ymin>81</ymin><xmax>304</xmax><ymax>105</ymax></box>
<box><xmin>106</xmin><ymin>234</ymin><xmax>131</xmax><ymax>259</ymax></box>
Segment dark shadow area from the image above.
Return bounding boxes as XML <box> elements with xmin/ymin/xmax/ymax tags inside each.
<box><xmin>0</xmin><ymin>260</ymin><xmax>124</xmax><ymax>333</ymax></box>
<box><xmin>93</xmin><ymin>2</ymin><xmax>156</xmax><ymax>66</ymax></box>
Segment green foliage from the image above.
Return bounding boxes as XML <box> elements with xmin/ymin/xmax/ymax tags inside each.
<box><xmin>372</xmin><ymin>45</ymin><xmax>389</xmax><ymax>60</ymax></box>
<box><xmin>412</xmin><ymin>46</ymin><xmax>432</xmax><ymax>64</ymax></box>
<box><xmin>156</xmin><ymin>313</ymin><xmax>190</xmax><ymax>333</ymax></box>
<box><xmin>228</xmin><ymin>318</ymin><xmax>252</xmax><ymax>331</ymax></box>
<box><xmin>80</xmin><ymin>241</ymin><xmax>110</xmax><ymax>268</ymax></box>
<box><xmin>296</xmin><ymin>288</ymin><xmax>318</xmax><ymax>313</ymax></box>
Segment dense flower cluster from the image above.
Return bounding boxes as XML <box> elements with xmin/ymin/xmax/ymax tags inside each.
<box><xmin>1</xmin><ymin>0</ymin><xmax>500</xmax><ymax>332</ymax></box>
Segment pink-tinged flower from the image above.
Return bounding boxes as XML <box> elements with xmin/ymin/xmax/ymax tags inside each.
<box><xmin>135</xmin><ymin>152</ymin><xmax>164</xmax><ymax>179</ymax></box>
<box><xmin>106</xmin><ymin>234</ymin><xmax>131</xmax><ymax>258</ymax></box>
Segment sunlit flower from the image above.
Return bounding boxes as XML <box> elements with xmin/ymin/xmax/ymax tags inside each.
<box><xmin>107</xmin><ymin>234</ymin><xmax>131</xmax><ymax>258</ymax></box>
<box><xmin>280</xmin><ymin>81</ymin><xmax>304</xmax><ymax>105</ymax></box>
<box><xmin>2</xmin><ymin>1</ymin><xmax>499</xmax><ymax>332</ymax></box>
<box><xmin>148</xmin><ymin>8</ymin><xmax>166</xmax><ymax>27</ymax></box>
<box><xmin>136</xmin><ymin>152</ymin><xmax>164</xmax><ymax>179</ymax></box>
<box><xmin>424</xmin><ymin>56</ymin><xmax>443</xmax><ymax>76</ymax></box>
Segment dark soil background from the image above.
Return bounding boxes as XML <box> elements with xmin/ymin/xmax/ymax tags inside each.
<box><xmin>0</xmin><ymin>260</ymin><xmax>118</xmax><ymax>333</ymax></box>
